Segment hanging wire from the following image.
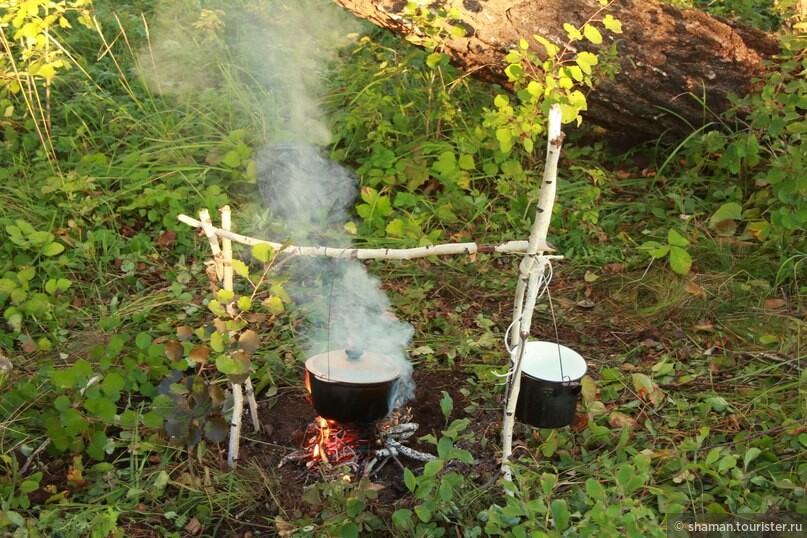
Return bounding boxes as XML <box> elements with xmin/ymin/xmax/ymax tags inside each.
<box><xmin>503</xmin><ymin>260</ymin><xmax>554</xmax><ymax>357</ymax></box>
<box><xmin>546</xmin><ymin>287</ymin><xmax>568</xmax><ymax>384</ymax></box>
<box><xmin>327</xmin><ymin>277</ymin><xmax>335</xmax><ymax>381</ymax></box>
<box><xmin>495</xmin><ymin>258</ymin><xmax>555</xmax><ymax>386</ymax></box>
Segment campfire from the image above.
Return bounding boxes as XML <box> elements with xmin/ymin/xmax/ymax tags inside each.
<box><xmin>279</xmin><ymin>408</ymin><xmax>436</xmax><ymax>476</ymax></box>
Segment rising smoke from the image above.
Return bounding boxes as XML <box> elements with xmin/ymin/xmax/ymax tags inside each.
<box><xmin>139</xmin><ymin>0</ymin><xmax>416</xmax><ymax>406</ymax></box>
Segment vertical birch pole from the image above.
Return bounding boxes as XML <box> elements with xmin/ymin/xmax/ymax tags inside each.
<box><xmin>220</xmin><ymin>206</ymin><xmax>243</xmax><ymax>468</ymax></box>
<box><xmin>501</xmin><ymin>104</ymin><xmax>564</xmax><ymax>483</ymax></box>
<box><xmin>199</xmin><ymin>209</ymin><xmax>241</xmax><ymax>467</ymax></box>
<box><xmin>219</xmin><ymin>206</ymin><xmax>262</xmax><ymax>437</ymax></box>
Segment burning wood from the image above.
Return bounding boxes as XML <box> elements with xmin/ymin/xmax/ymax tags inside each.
<box><xmin>279</xmin><ymin>409</ymin><xmax>435</xmax><ymax>476</ymax></box>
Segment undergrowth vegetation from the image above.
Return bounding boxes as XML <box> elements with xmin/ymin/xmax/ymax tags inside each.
<box><xmin>0</xmin><ymin>0</ymin><xmax>804</xmax><ymax>536</ymax></box>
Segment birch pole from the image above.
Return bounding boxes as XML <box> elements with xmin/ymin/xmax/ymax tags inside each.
<box><xmin>178</xmin><ymin>214</ymin><xmax>554</xmax><ymax>259</ymax></box>
<box><xmin>220</xmin><ymin>206</ymin><xmax>262</xmax><ymax>435</ymax></box>
<box><xmin>501</xmin><ymin>104</ymin><xmax>564</xmax><ymax>483</ymax></box>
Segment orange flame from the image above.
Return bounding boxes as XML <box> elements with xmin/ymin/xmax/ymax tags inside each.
<box><xmin>316</xmin><ymin>417</ymin><xmax>331</xmax><ymax>464</ymax></box>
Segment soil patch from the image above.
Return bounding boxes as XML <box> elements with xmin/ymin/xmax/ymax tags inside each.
<box><xmin>238</xmin><ymin>364</ymin><xmax>501</xmax><ymax>523</ymax></box>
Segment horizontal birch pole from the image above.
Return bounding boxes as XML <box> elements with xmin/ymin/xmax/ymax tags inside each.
<box><xmin>177</xmin><ymin>214</ymin><xmax>556</xmax><ymax>260</ymax></box>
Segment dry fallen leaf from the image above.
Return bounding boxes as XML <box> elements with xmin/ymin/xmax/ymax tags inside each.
<box><xmin>684</xmin><ymin>280</ymin><xmax>706</xmax><ymax>299</ymax></box>
<box><xmin>692</xmin><ymin>319</ymin><xmax>716</xmax><ymax>332</ymax></box>
<box><xmin>570</xmin><ymin>413</ymin><xmax>589</xmax><ymax>431</ymax></box>
<box><xmin>156</xmin><ymin>230</ymin><xmax>177</xmax><ymax>247</ymax></box>
<box><xmin>576</xmin><ymin>298</ymin><xmax>596</xmax><ymax>309</ymax></box>
<box><xmin>608</xmin><ymin>411</ymin><xmax>635</xmax><ymax>429</ymax></box>
<box><xmin>184</xmin><ymin>516</ymin><xmax>203</xmax><ymax>536</ymax></box>
<box><xmin>0</xmin><ymin>353</ymin><xmax>12</xmax><ymax>372</ymax></box>
<box><xmin>763</xmin><ymin>298</ymin><xmax>787</xmax><ymax>310</ymax></box>
<box><xmin>21</xmin><ymin>336</ymin><xmax>37</xmax><ymax>353</ymax></box>
<box><xmin>176</xmin><ymin>325</ymin><xmax>194</xmax><ymax>341</ymax></box>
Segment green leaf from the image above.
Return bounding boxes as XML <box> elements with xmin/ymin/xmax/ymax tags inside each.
<box><xmin>583</xmin><ymin>24</ymin><xmax>603</xmax><ymax>44</ymax></box>
<box><xmin>533</xmin><ymin>34</ymin><xmax>559</xmax><ymax>56</ymax></box>
<box><xmin>566</xmin><ymin>65</ymin><xmax>584</xmax><ymax>82</ymax></box>
<box><xmin>141</xmin><ymin>411</ymin><xmax>163</xmax><ymax>429</ymax></box>
<box><xmin>237</xmin><ymin>296</ymin><xmax>252</xmax><ymax>311</ymax></box>
<box><xmin>135</xmin><ymin>333</ymin><xmax>153</xmax><ymax>350</ymax></box>
<box><xmin>563</xmin><ymin>23</ymin><xmax>582</xmax><ymax>41</ymax></box>
<box><xmin>337</xmin><ymin>522</ymin><xmax>359</xmax><ymax>538</ymax></box>
<box><xmin>262</xmin><ymin>295</ymin><xmax>284</xmax><ymax>314</ymax></box>
<box><xmin>220</xmin><ymin>150</ymin><xmax>241</xmax><ymax>168</ymax></box>
<box><xmin>41</xmin><ymin>242</ymin><xmax>65</xmax><ymax>256</ymax></box>
<box><xmin>152</xmin><ymin>470</ymin><xmax>170</xmax><ymax>497</ymax></box>
<box><xmin>496</xmin><ymin>128</ymin><xmax>513</xmax><ymax>153</ymax></box>
<box><xmin>538</xmin><ymin>472</ymin><xmax>557</xmax><ymax>497</ymax></box>
<box><xmin>718</xmin><ymin>455</ymin><xmax>737</xmax><ymax>474</ymax></box>
<box><xmin>669</xmin><ymin>246</ymin><xmax>692</xmax><ymax>275</ymax></box>
<box><xmin>346</xmin><ymin>498</ymin><xmax>365</xmax><ymax>518</ymax></box>
<box><xmin>215</xmin><ymin>289</ymin><xmax>235</xmax><ymax>303</ymax></box>
<box><xmin>709</xmin><ymin>202</ymin><xmax>742</xmax><ymax>226</ymax></box>
<box><xmin>20</xmin><ymin>476</ymin><xmax>41</xmax><ymax>494</ymax></box>
<box><xmin>423</xmin><ymin>459</ymin><xmax>444</xmax><ymax>478</ymax></box>
<box><xmin>602</xmin><ymin>14</ymin><xmax>622</xmax><ymax>33</ymax></box>
<box><xmin>743</xmin><ymin>447</ymin><xmax>762</xmax><ymax>469</ymax></box>
<box><xmin>392</xmin><ymin>508</ymin><xmax>413</xmax><ymax>529</ymax></box>
<box><xmin>210</xmin><ymin>331</ymin><xmax>224</xmax><ymax>353</ymax></box>
<box><xmin>426</xmin><ymin>52</ymin><xmax>444</xmax><ymax>68</ymax></box>
<box><xmin>385</xmin><ymin>218</ymin><xmax>407</xmax><ymax>237</ymax></box>
<box><xmin>437</xmin><ymin>436</ymin><xmax>453</xmax><ymax>459</ymax></box>
<box><xmin>216</xmin><ymin>353</ymin><xmax>250</xmax><ymax>375</ymax></box>
<box><xmin>667</xmin><ymin>228</ymin><xmax>689</xmax><ymax>247</ymax></box>
<box><xmin>550</xmin><ymin>499</ymin><xmax>570</xmax><ymax>531</ymax></box>
<box><xmin>208</xmin><ymin>299</ymin><xmax>227</xmax><ymax>318</ymax></box>
<box><xmin>458</xmin><ymin>153</ymin><xmax>475</xmax><ymax>171</ymax></box>
<box><xmin>705</xmin><ymin>448</ymin><xmax>722</xmax><ymax>466</ymax></box>
<box><xmin>251</xmin><ymin>243</ymin><xmax>274</xmax><ymax>263</ymax></box>
<box><xmin>575</xmin><ymin>51</ymin><xmax>598</xmax><ymax>74</ymax></box>
<box><xmin>84</xmin><ymin>396</ymin><xmax>117</xmax><ymax>422</ymax></box>
<box><xmin>439</xmin><ymin>391</ymin><xmax>453</xmax><ymax>418</ymax></box>
<box><xmin>403</xmin><ymin>468</ymin><xmax>417</xmax><ymax>492</ymax></box>
<box><xmin>414</xmin><ymin>503</ymin><xmax>433</xmax><ymax>523</ymax></box>
<box><xmin>231</xmin><ymin>259</ymin><xmax>250</xmax><ymax>278</ymax></box>
<box><xmin>494</xmin><ymin>94</ymin><xmax>510</xmax><ymax>109</ymax></box>
<box><xmin>101</xmin><ymin>372</ymin><xmax>125</xmax><ymax>399</ymax></box>
<box><xmin>585</xmin><ymin>478</ymin><xmax>605</xmax><ymax>500</ymax></box>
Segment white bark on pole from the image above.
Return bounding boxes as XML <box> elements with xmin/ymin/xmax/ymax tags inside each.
<box><xmin>501</xmin><ymin>104</ymin><xmax>564</xmax><ymax>484</ymax></box>
<box><xmin>243</xmin><ymin>377</ymin><xmax>260</xmax><ymax>433</ymax></box>
<box><xmin>218</xmin><ymin>206</ymin><xmax>262</xmax><ymax>469</ymax></box>
<box><xmin>177</xmin><ymin>214</ymin><xmax>554</xmax><ymax>259</ymax></box>
<box><xmin>219</xmin><ymin>206</ymin><xmax>261</xmax><ymax>436</ymax></box>
<box><xmin>227</xmin><ymin>383</ymin><xmax>243</xmax><ymax>468</ymax></box>
<box><xmin>198</xmin><ymin>209</ymin><xmax>223</xmax><ymax>281</ymax></box>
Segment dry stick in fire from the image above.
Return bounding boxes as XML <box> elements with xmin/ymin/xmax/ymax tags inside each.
<box><xmin>179</xmin><ymin>104</ymin><xmax>565</xmax><ymax>478</ymax></box>
<box><xmin>501</xmin><ymin>104</ymin><xmax>564</xmax><ymax>484</ymax></box>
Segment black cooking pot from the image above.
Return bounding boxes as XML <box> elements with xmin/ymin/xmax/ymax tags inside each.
<box><xmin>514</xmin><ymin>341</ymin><xmax>587</xmax><ymax>429</ymax></box>
<box><xmin>305</xmin><ymin>349</ymin><xmax>400</xmax><ymax>424</ymax></box>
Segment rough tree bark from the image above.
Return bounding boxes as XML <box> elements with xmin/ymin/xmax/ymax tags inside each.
<box><xmin>331</xmin><ymin>0</ymin><xmax>780</xmax><ymax>143</ymax></box>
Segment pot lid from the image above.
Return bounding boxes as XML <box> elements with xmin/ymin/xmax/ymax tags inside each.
<box><xmin>520</xmin><ymin>341</ymin><xmax>587</xmax><ymax>382</ymax></box>
<box><xmin>306</xmin><ymin>349</ymin><xmax>401</xmax><ymax>384</ymax></box>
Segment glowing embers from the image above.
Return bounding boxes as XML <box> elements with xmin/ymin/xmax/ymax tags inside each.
<box><xmin>278</xmin><ymin>409</ymin><xmax>436</xmax><ymax>476</ymax></box>
<box><xmin>307</xmin><ymin>417</ymin><xmax>375</xmax><ymax>470</ymax></box>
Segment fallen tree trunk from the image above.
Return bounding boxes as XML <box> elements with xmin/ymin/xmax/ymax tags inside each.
<box><xmin>332</xmin><ymin>0</ymin><xmax>780</xmax><ymax>143</ymax></box>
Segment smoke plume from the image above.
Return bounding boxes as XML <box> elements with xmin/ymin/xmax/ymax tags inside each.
<box><xmin>139</xmin><ymin>0</ymin><xmax>416</xmax><ymax>406</ymax></box>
